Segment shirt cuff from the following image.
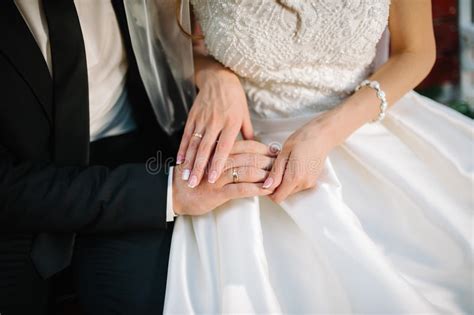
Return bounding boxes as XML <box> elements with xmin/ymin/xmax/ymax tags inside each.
<box><xmin>166</xmin><ymin>166</ymin><xmax>178</xmax><ymax>222</ymax></box>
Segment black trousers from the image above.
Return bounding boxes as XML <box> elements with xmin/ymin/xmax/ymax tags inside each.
<box><xmin>0</xmin><ymin>131</ymin><xmax>173</xmax><ymax>315</ymax></box>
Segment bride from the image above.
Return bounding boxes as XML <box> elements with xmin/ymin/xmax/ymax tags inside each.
<box><xmin>165</xmin><ymin>0</ymin><xmax>473</xmax><ymax>313</ymax></box>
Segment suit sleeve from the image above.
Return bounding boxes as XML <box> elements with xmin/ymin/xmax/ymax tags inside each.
<box><xmin>0</xmin><ymin>143</ymin><xmax>169</xmax><ymax>233</ymax></box>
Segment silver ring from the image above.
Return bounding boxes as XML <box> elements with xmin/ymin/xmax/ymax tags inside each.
<box><xmin>232</xmin><ymin>168</ymin><xmax>239</xmax><ymax>183</ymax></box>
<box><xmin>192</xmin><ymin>132</ymin><xmax>203</xmax><ymax>139</ymax></box>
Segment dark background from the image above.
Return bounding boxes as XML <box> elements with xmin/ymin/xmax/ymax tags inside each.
<box><xmin>416</xmin><ymin>0</ymin><xmax>473</xmax><ymax>118</ymax></box>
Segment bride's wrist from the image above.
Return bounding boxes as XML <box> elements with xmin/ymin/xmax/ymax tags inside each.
<box><xmin>195</xmin><ymin>59</ymin><xmax>238</xmax><ymax>89</ymax></box>
<box><xmin>312</xmin><ymin>104</ymin><xmax>362</xmax><ymax>147</ymax></box>
<box><xmin>308</xmin><ymin>107</ymin><xmax>345</xmax><ymax>148</ymax></box>
<box><xmin>196</xmin><ymin>68</ymin><xmax>239</xmax><ymax>89</ymax></box>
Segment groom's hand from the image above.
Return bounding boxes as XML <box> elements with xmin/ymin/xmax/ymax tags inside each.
<box><xmin>172</xmin><ymin>140</ymin><xmax>276</xmax><ymax>216</ymax></box>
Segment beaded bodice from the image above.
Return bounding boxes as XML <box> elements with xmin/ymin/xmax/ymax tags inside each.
<box><xmin>191</xmin><ymin>0</ymin><xmax>391</xmax><ymax>118</ymax></box>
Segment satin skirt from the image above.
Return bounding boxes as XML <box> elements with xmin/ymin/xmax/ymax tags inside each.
<box><xmin>164</xmin><ymin>92</ymin><xmax>474</xmax><ymax>314</ymax></box>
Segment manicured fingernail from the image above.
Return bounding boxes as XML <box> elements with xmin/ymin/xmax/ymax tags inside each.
<box><xmin>176</xmin><ymin>154</ymin><xmax>184</xmax><ymax>165</ymax></box>
<box><xmin>208</xmin><ymin>170</ymin><xmax>218</xmax><ymax>183</ymax></box>
<box><xmin>262</xmin><ymin>177</ymin><xmax>273</xmax><ymax>189</ymax></box>
<box><xmin>269</xmin><ymin>143</ymin><xmax>281</xmax><ymax>155</ymax></box>
<box><xmin>188</xmin><ymin>175</ymin><xmax>198</xmax><ymax>188</ymax></box>
<box><xmin>182</xmin><ymin>169</ymin><xmax>190</xmax><ymax>180</ymax></box>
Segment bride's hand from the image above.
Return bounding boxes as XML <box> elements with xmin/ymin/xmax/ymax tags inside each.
<box><xmin>173</xmin><ymin>140</ymin><xmax>276</xmax><ymax>216</ymax></box>
<box><xmin>177</xmin><ymin>60</ymin><xmax>253</xmax><ymax>188</ymax></box>
<box><xmin>262</xmin><ymin>114</ymin><xmax>338</xmax><ymax>203</ymax></box>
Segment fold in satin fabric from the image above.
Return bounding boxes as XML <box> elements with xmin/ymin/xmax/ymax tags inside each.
<box><xmin>164</xmin><ymin>92</ymin><xmax>473</xmax><ymax>314</ymax></box>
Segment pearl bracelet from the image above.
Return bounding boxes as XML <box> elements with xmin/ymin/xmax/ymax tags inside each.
<box><xmin>355</xmin><ymin>80</ymin><xmax>388</xmax><ymax>122</ymax></box>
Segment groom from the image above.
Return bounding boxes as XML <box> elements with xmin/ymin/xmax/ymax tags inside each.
<box><xmin>0</xmin><ymin>1</ymin><xmax>270</xmax><ymax>314</ymax></box>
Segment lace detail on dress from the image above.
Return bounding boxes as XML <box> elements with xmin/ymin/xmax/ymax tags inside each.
<box><xmin>191</xmin><ymin>0</ymin><xmax>390</xmax><ymax>118</ymax></box>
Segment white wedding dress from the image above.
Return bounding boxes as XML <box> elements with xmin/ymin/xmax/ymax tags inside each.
<box><xmin>164</xmin><ymin>1</ymin><xmax>474</xmax><ymax>313</ymax></box>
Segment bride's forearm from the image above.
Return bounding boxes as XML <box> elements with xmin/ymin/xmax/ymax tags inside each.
<box><xmin>191</xmin><ymin>20</ymin><xmax>238</xmax><ymax>89</ymax></box>
<box><xmin>321</xmin><ymin>50</ymin><xmax>435</xmax><ymax>147</ymax></box>
<box><xmin>320</xmin><ymin>0</ymin><xmax>436</xmax><ymax>148</ymax></box>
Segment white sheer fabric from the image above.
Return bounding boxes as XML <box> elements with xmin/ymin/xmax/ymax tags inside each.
<box><xmin>164</xmin><ymin>1</ymin><xmax>474</xmax><ymax>313</ymax></box>
<box><xmin>123</xmin><ymin>0</ymin><xmax>195</xmax><ymax>135</ymax></box>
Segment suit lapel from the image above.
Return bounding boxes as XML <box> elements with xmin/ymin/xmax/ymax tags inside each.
<box><xmin>0</xmin><ymin>0</ymin><xmax>53</xmax><ymax>124</ymax></box>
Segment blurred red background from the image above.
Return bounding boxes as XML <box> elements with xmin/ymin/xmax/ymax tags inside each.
<box><xmin>418</xmin><ymin>0</ymin><xmax>459</xmax><ymax>90</ymax></box>
<box><xmin>415</xmin><ymin>0</ymin><xmax>473</xmax><ymax>117</ymax></box>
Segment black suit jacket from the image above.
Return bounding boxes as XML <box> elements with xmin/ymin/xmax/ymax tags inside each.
<box><xmin>0</xmin><ymin>0</ymin><xmax>179</xmax><ymax>276</ymax></box>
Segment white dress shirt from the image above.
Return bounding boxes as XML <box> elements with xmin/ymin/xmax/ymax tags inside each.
<box><xmin>15</xmin><ymin>0</ymin><xmax>176</xmax><ymax>221</ymax></box>
<box><xmin>14</xmin><ymin>0</ymin><xmax>135</xmax><ymax>142</ymax></box>
<box><xmin>166</xmin><ymin>167</ymin><xmax>177</xmax><ymax>221</ymax></box>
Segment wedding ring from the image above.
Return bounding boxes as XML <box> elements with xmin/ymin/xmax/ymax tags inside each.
<box><xmin>232</xmin><ymin>168</ymin><xmax>239</xmax><ymax>183</ymax></box>
<box><xmin>192</xmin><ymin>132</ymin><xmax>203</xmax><ymax>139</ymax></box>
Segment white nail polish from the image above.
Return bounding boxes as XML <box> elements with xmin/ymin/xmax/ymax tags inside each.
<box><xmin>176</xmin><ymin>154</ymin><xmax>185</xmax><ymax>165</ymax></box>
<box><xmin>182</xmin><ymin>169</ymin><xmax>191</xmax><ymax>180</ymax></box>
<box><xmin>208</xmin><ymin>170</ymin><xmax>218</xmax><ymax>183</ymax></box>
<box><xmin>188</xmin><ymin>175</ymin><xmax>198</xmax><ymax>188</ymax></box>
<box><xmin>262</xmin><ymin>177</ymin><xmax>273</xmax><ymax>189</ymax></box>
